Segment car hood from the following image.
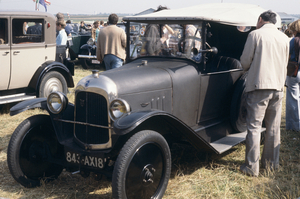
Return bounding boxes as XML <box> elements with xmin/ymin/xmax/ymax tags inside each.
<box><xmin>76</xmin><ymin>57</ymin><xmax>196</xmax><ymax>98</ymax></box>
<box><xmin>101</xmin><ymin>58</ymin><xmax>175</xmax><ymax>95</ymax></box>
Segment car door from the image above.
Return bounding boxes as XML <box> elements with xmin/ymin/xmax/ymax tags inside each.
<box><xmin>9</xmin><ymin>17</ymin><xmax>46</xmax><ymax>89</ymax></box>
<box><xmin>0</xmin><ymin>17</ymin><xmax>10</xmax><ymax>90</ymax></box>
<box><xmin>198</xmin><ymin>71</ymin><xmax>232</xmax><ymax>122</ymax></box>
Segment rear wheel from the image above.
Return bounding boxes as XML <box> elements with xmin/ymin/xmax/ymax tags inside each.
<box><xmin>112</xmin><ymin>130</ymin><xmax>171</xmax><ymax>199</ymax></box>
<box><xmin>7</xmin><ymin>115</ymin><xmax>63</xmax><ymax>188</ymax></box>
<box><xmin>230</xmin><ymin>72</ymin><xmax>248</xmax><ymax>132</ymax></box>
<box><xmin>80</xmin><ymin>49</ymin><xmax>100</xmax><ymax>69</ymax></box>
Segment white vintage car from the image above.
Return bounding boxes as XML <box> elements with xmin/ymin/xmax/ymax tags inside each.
<box><xmin>0</xmin><ymin>11</ymin><xmax>74</xmax><ymax>105</ymax></box>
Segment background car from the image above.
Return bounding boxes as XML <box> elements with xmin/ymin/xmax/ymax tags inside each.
<box><xmin>6</xmin><ymin>4</ymin><xmax>281</xmax><ymax>199</ymax></box>
<box><xmin>0</xmin><ymin>11</ymin><xmax>74</xmax><ymax>105</ymax></box>
<box><xmin>68</xmin><ymin>22</ymin><xmax>91</xmax><ymax>61</ymax></box>
<box><xmin>77</xmin><ymin>22</ymin><xmax>146</xmax><ymax>69</ymax></box>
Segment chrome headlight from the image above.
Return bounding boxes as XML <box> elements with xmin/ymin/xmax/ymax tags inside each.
<box><xmin>47</xmin><ymin>91</ymin><xmax>68</xmax><ymax>114</ymax></box>
<box><xmin>87</xmin><ymin>38</ymin><xmax>94</xmax><ymax>45</ymax></box>
<box><xmin>109</xmin><ymin>99</ymin><xmax>130</xmax><ymax>121</ymax></box>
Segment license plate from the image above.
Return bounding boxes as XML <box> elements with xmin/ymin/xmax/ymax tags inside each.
<box><xmin>65</xmin><ymin>151</ymin><xmax>106</xmax><ymax>168</ymax></box>
<box><xmin>92</xmin><ymin>59</ymin><xmax>100</xmax><ymax>64</ymax></box>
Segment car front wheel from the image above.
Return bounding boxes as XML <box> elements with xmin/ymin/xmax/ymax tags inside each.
<box><xmin>39</xmin><ymin>71</ymin><xmax>68</xmax><ymax>98</ymax></box>
<box><xmin>7</xmin><ymin>114</ymin><xmax>63</xmax><ymax>188</ymax></box>
<box><xmin>112</xmin><ymin>130</ymin><xmax>171</xmax><ymax>199</ymax></box>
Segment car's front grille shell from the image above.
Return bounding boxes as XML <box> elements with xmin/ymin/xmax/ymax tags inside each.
<box><xmin>74</xmin><ymin>91</ymin><xmax>109</xmax><ymax>145</ymax></box>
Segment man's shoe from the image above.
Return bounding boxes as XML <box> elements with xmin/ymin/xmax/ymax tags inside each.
<box><xmin>239</xmin><ymin>164</ymin><xmax>258</xmax><ymax>177</ymax></box>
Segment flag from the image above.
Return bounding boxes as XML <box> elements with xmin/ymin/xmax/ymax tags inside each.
<box><xmin>33</xmin><ymin>0</ymin><xmax>39</xmax><ymax>11</ymax></box>
<box><xmin>44</xmin><ymin>0</ymin><xmax>51</xmax><ymax>5</ymax></box>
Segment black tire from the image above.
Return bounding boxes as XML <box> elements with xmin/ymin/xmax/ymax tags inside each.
<box><xmin>7</xmin><ymin>115</ymin><xmax>63</xmax><ymax>188</ymax></box>
<box><xmin>80</xmin><ymin>50</ymin><xmax>99</xmax><ymax>69</ymax></box>
<box><xmin>0</xmin><ymin>104</ymin><xmax>4</xmax><ymax>113</ymax></box>
<box><xmin>39</xmin><ymin>71</ymin><xmax>68</xmax><ymax>98</ymax></box>
<box><xmin>112</xmin><ymin>130</ymin><xmax>171</xmax><ymax>199</ymax></box>
<box><xmin>230</xmin><ymin>72</ymin><xmax>248</xmax><ymax>132</ymax></box>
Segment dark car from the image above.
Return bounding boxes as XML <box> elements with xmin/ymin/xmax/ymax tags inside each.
<box><xmin>67</xmin><ymin>22</ymin><xmax>91</xmax><ymax>61</ymax></box>
<box><xmin>6</xmin><ymin>3</ymin><xmax>281</xmax><ymax>199</ymax></box>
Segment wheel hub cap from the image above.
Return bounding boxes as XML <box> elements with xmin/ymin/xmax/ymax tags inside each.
<box><xmin>141</xmin><ymin>164</ymin><xmax>156</xmax><ymax>186</ymax></box>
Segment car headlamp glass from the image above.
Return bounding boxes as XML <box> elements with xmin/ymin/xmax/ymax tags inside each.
<box><xmin>109</xmin><ymin>99</ymin><xmax>130</xmax><ymax>121</ymax></box>
<box><xmin>87</xmin><ymin>38</ymin><xmax>94</xmax><ymax>45</ymax></box>
<box><xmin>47</xmin><ymin>91</ymin><xmax>68</xmax><ymax>114</ymax></box>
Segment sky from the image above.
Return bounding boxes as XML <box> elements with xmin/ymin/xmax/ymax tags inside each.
<box><xmin>0</xmin><ymin>0</ymin><xmax>299</xmax><ymax>15</ymax></box>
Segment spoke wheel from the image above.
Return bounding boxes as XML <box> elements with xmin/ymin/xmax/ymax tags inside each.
<box><xmin>112</xmin><ymin>130</ymin><xmax>171</xmax><ymax>199</ymax></box>
<box><xmin>7</xmin><ymin>115</ymin><xmax>63</xmax><ymax>188</ymax></box>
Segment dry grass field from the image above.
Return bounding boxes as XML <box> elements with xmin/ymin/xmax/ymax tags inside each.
<box><xmin>1</xmin><ymin>64</ymin><xmax>300</xmax><ymax>198</ymax></box>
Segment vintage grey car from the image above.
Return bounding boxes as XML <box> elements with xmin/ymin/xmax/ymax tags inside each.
<box><xmin>7</xmin><ymin>4</ymin><xmax>281</xmax><ymax>199</ymax></box>
<box><xmin>0</xmin><ymin>11</ymin><xmax>74</xmax><ymax>105</ymax></box>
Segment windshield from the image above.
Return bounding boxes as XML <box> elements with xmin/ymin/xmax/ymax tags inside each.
<box><xmin>129</xmin><ymin>22</ymin><xmax>202</xmax><ymax>63</ymax></box>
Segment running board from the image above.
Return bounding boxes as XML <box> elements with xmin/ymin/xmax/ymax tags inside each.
<box><xmin>210</xmin><ymin>128</ymin><xmax>266</xmax><ymax>154</ymax></box>
<box><xmin>0</xmin><ymin>93</ymin><xmax>36</xmax><ymax>104</ymax></box>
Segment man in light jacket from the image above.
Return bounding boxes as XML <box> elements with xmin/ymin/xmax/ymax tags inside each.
<box><xmin>96</xmin><ymin>14</ymin><xmax>126</xmax><ymax>70</ymax></box>
<box><xmin>239</xmin><ymin>10</ymin><xmax>289</xmax><ymax>177</ymax></box>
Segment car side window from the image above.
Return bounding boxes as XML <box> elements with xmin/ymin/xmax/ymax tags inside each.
<box><xmin>12</xmin><ymin>18</ymin><xmax>44</xmax><ymax>44</ymax></box>
<box><xmin>0</xmin><ymin>18</ymin><xmax>8</xmax><ymax>44</ymax></box>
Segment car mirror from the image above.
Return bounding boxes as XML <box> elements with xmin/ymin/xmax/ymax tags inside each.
<box><xmin>199</xmin><ymin>47</ymin><xmax>218</xmax><ymax>54</ymax></box>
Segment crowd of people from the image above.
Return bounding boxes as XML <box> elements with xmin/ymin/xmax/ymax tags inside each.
<box><xmin>54</xmin><ymin>13</ymin><xmax>106</xmax><ymax>45</ymax></box>
<box><xmin>54</xmin><ymin>5</ymin><xmax>204</xmax><ymax>69</ymax></box>
<box><xmin>54</xmin><ymin>12</ymin><xmax>120</xmax><ymax>69</ymax></box>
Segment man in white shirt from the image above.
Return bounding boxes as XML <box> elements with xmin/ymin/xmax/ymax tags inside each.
<box><xmin>239</xmin><ymin>10</ymin><xmax>289</xmax><ymax>177</ymax></box>
<box><xmin>56</xmin><ymin>20</ymin><xmax>67</xmax><ymax>45</ymax></box>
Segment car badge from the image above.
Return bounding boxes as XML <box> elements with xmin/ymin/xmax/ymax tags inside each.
<box><xmin>85</xmin><ymin>80</ymin><xmax>90</xmax><ymax>87</ymax></box>
<box><xmin>140</xmin><ymin>102</ymin><xmax>149</xmax><ymax>108</ymax></box>
<box><xmin>80</xmin><ymin>99</ymin><xmax>85</xmax><ymax>107</ymax></box>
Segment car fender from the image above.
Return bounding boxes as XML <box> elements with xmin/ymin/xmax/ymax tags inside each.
<box><xmin>10</xmin><ymin>98</ymin><xmax>48</xmax><ymax>116</ymax></box>
<box><xmin>28</xmin><ymin>60</ymin><xmax>74</xmax><ymax>96</ymax></box>
<box><xmin>113</xmin><ymin>110</ymin><xmax>215</xmax><ymax>152</ymax></box>
<box><xmin>10</xmin><ymin>98</ymin><xmax>75</xmax><ymax>144</ymax></box>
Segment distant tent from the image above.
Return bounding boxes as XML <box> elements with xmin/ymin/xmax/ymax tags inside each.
<box><xmin>277</xmin><ymin>12</ymin><xmax>298</xmax><ymax>25</ymax></box>
<box><xmin>134</xmin><ymin>8</ymin><xmax>155</xmax><ymax>16</ymax></box>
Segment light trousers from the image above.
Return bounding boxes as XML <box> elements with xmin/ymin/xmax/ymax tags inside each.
<box><xmin>243</xmin><ymin>90</ymin><xmax>282</xmax><ymax>176</ymax></box>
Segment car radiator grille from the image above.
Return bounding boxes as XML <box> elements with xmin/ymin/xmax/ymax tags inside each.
<box><xmin>74</xmin><ymin>91</ymin><xmax>109</xmax><ymax>145</ymax></box>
